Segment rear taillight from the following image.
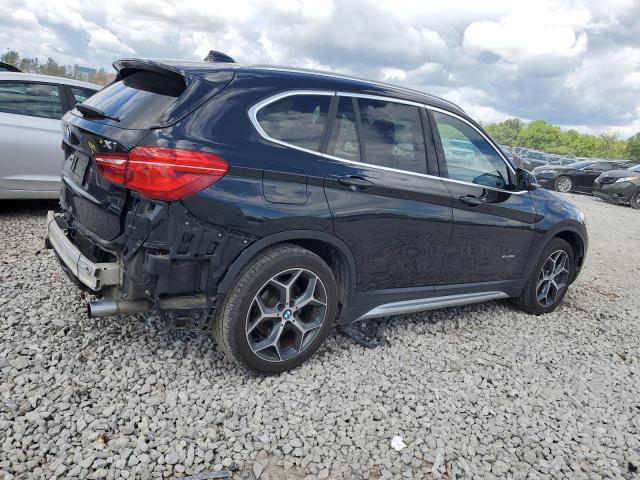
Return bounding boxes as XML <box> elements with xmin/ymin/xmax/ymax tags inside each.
<box><xmin>95</xmin><ymin>146</ymin><xmax>228</xmax><ymax>201</ymax></box>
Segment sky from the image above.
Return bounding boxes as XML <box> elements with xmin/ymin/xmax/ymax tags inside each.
<box><xmin>2</xmin><ymin>0</ymin><xmax>640</xmax><ymax>137</ymax></box>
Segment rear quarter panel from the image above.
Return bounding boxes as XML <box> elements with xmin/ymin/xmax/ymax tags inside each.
<box><xmin>143</xmin><ymin>75</ymin><xmax>334</xmax><ymax>238</ymax></box>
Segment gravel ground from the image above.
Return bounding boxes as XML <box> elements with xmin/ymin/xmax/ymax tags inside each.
<box><xmin>1</xmin><ymin>193</ymin><xmax>639</xmax><ymax>480</ymax></box>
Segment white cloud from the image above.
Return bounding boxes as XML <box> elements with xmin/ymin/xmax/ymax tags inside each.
<box><xmin>1</xmin><ymin>0</ymin><xmax>639</xmax><ymax>137</ymax></box>
<box><xmin>381</xmin><ymin>68</ymin><xmax>407</xmax><ymax>82</ymax></box>
<box><xmin>463</xmin><ymin>1</ymin><xmax>590</xmax><ymax>63</ymax></box>
<box><xmin>88</xmin><ymin>29</ymin><xmax>134</xmax><ymax>55</ymax></box>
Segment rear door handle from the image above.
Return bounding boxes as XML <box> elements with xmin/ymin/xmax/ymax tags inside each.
<box><xmin>339</xmin><ymin>175</ymin><xmax>374</xmax><ymax>189</ymax></box>
<box><xmin>460</xmin><ymin>195</ymin><xmax>482</xmax><ymax>206</ymax></box>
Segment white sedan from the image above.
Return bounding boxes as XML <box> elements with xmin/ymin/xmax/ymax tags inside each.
<box><xmin>0</xmin><ymin>72</ymin><xmax>100</xmax><ymax>199</ymax></box>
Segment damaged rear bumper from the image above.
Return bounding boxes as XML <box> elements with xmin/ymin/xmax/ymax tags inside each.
<box><xmin>47</xmin><ymin>193</ymin><xmax>258</xmax><ymax>318</ymax></box>
<box><xmin>46</xmin><ymin>211</ymin><xmax>121</xmax><ymax>291</ymax></box>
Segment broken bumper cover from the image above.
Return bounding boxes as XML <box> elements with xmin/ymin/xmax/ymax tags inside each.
<box><xmin>45</xmin><ymin>211</ymin><xmax>121</xmax><ymax>291</ymax></box>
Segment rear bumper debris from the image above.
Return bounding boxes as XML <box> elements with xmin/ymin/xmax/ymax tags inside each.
<box><xmin>45</xmin><ymin>211</ymin><xmax>121</xmax><ymax>291</ymax></box>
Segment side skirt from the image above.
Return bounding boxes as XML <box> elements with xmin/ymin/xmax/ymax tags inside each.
<box><xmin>354</xmin><ymin>291</ymin><xmax>509</xmax><ymax>322</ymax></box>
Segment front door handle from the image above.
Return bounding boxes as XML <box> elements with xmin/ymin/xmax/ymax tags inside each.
<box><xmin>460</xmin><ymin>195</ymin><xmax>482</xmax><ymax>206</ymax></box>
<box><xmin>339</xmin><ymin>175</ymin><xmax>374</xmax><ymax>189</ymax></box>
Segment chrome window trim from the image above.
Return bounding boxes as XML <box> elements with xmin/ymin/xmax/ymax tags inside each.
<box><xmin>247</xmin><ymin>89</ymin><xmax>336</xmax><ymax>156</ymax></box>
<box><xmin>248</xmin><ymin>90</ymin><xmax>528</xmax><ymax>195</ymax></box>
<box><xmin>322</xmin><ymin>152</ymin><xmax>528</xmax><ymax>194</ymax></box>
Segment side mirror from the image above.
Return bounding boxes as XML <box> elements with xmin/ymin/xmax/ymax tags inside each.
<box><xmin>515</xmin><ymin>168</ymin><xmax>538</xmax><ymax>191</ymax></box>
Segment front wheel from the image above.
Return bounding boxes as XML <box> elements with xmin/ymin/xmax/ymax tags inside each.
<box><xmin>630</xmin><ymin>191</ymin><xmax>640</xmax><ymax>210</ymax></box>
<box><xmin>554</xmin><ymin>176</ymin><xmax>573</xmax><ymax>193</ymax></box>
<box><xmin>213</xmin><ymin>244</ymin><xmax>338</xmax><ymax>374</ymax></box>
<box><xmin>512</xmin><ymin>238</ymin><xmax>575</xmax><ymax>314</ymax></box>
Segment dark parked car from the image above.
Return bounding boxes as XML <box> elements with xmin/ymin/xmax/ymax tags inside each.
<box><xmin>46</xmin><ymin>59</ymin><xmax>588</xmax><ymax>373</ymax></box>
<box><xmin>532</xmin><ymin>160</ymin><xmax>631</xmax><ymax>193</ymax></box>
<box><xmin>0</xmin><ymin>62</ymin><xmax>21</xmax><ymax>72</ymax></box>
<box><xmin>517</xmin><ymin>148</ymin><xmax>549</xmax><ymax>171</ymax></box>
<box><xmin>593</xmin><ymin>164</ymin><xmax>640</xmax><ymax>209</ymax></box>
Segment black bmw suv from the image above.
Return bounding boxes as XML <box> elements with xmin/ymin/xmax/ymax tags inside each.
<box><xmin>46</xmin><ymin>59</ymin><xmax>588</xmax><ymax>373</ymax></box>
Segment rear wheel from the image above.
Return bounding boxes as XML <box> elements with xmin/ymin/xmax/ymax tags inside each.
<box><xmin>512</xmin><ymin>238</ymin><xmax>575</xmax><ymax>314</ymax></box>
<box><xmin>554</xmin><ymin>176</ymin><xmax>573</xmax><ymax>193</ymax></box>
<box><xmin>630</xmin><ymin>191</ymin><xmax>640</xmax><ymax>210</ymax></box>
<box><xmin>213</xmin><ymin>244</ymin><xmax>338</xmax><ymax>374</ymax></box>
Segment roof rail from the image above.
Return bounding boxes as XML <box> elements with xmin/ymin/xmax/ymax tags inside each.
<box><xmin>249</xmin><ymin>65</ymin><xmax>464</xmax><ymax>113</ymax></box>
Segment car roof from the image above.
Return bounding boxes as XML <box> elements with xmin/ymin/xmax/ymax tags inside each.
<box><xmin>116</xmin><ymin>58</ymin><xmax>465</xmax><ymax>115</ymax></box>
<box><xmin>0</xmin><ymin>72</ymin><xmax>100</xmax><ymax>90</ymax></box>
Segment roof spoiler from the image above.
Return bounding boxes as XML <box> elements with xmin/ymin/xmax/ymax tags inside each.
<box><xmin>112</xmin><ymin>59</ymin><xmax>186</xmax><ymax>81</ymax></box>
<box><xmin>110</xmin><ymin>58</ymin><xmax>235</xmax><ymax>128</ymax></box>
<box><xmin>204</xmin><ymin>51</ymin><xmax>236</xmax><ymax>63</ymax></box>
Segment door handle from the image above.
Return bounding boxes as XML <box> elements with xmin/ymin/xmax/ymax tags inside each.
<box><xmin>339</xmin><ymin>175</ymin><xmax>374</xmax><ymax>189</ymax></box>
<box><xmin>460</xmin><ymin>195</ymin><xmax>482</xmax><ymax>206</ymax></box>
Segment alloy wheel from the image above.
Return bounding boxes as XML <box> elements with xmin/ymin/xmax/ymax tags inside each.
<box><xmin>245</xmin><ymin>268</ymin><xmax>327</xmax><ymax>362</ymax></box>
<box><xmin>536</xmin><ymin>250</ymin><xmax>570</xmax><ymax>307</ymax></box>
<box><xmin>556</xmin><ymin>177</ymin><xmax>572</xmax><ymax>193</ymax></box>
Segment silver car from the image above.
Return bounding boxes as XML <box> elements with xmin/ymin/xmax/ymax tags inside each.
<box><xmin>0</xmin><ymin>73</ymin><xmax>100</xmax><ymax>199</ymax></box>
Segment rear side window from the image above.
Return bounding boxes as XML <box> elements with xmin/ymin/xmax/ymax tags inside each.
<box><xmin>0</xmin><ymin>82</ymin><xmax>63</xmax><ymax>119</ymax></box>
<box><xmin>256</xmin><ymin>94</ymin><xmax>331</xmax><ymax>151</ymax></box>
<box><xmin>70</xmin><ymin>87</ymin><xmax>97</xmax><ymax>106</ymax></box>
<box><xmin>78</xmin><ymin>70</ymin><xmax>185</xmax><ymax>129</ymax></box>
<box><xmin>357</xmin><ymin>98</ymin><xmax>427</xmax><ymax>174</ymax></box>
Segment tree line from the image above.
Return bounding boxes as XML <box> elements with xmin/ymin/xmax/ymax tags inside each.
<box><xmin>484</xmin><ymin>118</ymin><xmax>640</xmax><ymax>162</ymax></box>
<box><xmin>1</xmin><ymin>50</ymin><xmax>112</xmax><ymax>86</ymax></box>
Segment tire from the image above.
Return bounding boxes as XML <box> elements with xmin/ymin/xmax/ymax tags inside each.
<box><xmin>630</xmin><ymin>191</ymin><xmax>640</xmax><ymax>210</ymax></box>
<box><xmin>213</xmin><ymin>244</ymin><xmax>338</xmax><ymax>374</ymax></box>
<box><xmin>512</xmin><ymin>238</ymin><xmax>575</xmax><ymax>315</ymax></box>
<box><xmin>554</xmin><ymin>176</ymin><xmax>573</xmax><ymax>193</ymax></box>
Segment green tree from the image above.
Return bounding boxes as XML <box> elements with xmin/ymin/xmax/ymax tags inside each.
<box><xmin>39</xmin><ymin>57</ymin><xmax>69</xmax><ymax>78</ymax></box>
<box><xmin>484</xmin><ymin>118</ymin><xmax>524</xmax><ymax>146</ymax></box>
<box><xmin>18</xmin><ymin>57</ymin><xmax>39</xmax><ymax>73</ymax></box>
<box><xmin>0</xmin><ymin>49</ymin><xmax>20</xmax><ymax>67</ymax></box>
<box><xmin>626</xmin><ymin>133</ymin><xmax>640</xmax><ymax>161</ymax></box>
<box><xmin>516</xmin><ymin>120</ymin><xmax>562</xmax><ymax>151</ymax></box>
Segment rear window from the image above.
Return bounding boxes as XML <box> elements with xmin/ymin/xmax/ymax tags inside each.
<box><xmin>256</xmin><ymin>94</ymin><xmax>332</xmax><ymax>151</ymax></box>
<box><xmin>77</xmin><ymin>70</ymin><xmax>185</xmax><ymax>129</ymax></box>
<box><xmin>70</xmin><ymin>86</ymin><xmax>97</xmax><ymax>106</ymax></box>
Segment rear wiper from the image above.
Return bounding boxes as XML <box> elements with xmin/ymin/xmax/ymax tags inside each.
<box><xmin>76</xmin><ymin>104</ymin><xmax>120</xmax><ymax>122</ymax></box>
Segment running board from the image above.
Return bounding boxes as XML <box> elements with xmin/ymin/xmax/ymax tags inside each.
<box><xmin>356</xmin><ymin>291</ymin><xmax>509</xmax><ymax>321</ymax></box>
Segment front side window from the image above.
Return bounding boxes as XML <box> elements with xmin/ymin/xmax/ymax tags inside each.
<box><xmin>357</xmin><ymin>98</ymin><xmax>427</xmax><ymax>174</ymax></box>
<box><xmin>256</xmin><ymin>94</ymin><xmax>331</xmax><ymax>151</ymax></box>
<box><xmin>0</xmin><ymin>82</ymin><xmax>63</xmax><ymax>119</ymax></box>
<box><xmin>432</xmin><ymin>111</ymin><xmax>510</xmax><ymax>189</ymax></box>
<box><xmin>70</xmin><ymin>87</ymin><xmax>96</xmax><ymax>106</ymax></box>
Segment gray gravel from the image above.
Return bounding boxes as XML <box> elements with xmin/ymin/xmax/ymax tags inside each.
<box><xmin>1</xmin><ymin>194</ymin><xmax>639</xmax><ymax>479</ymax></box>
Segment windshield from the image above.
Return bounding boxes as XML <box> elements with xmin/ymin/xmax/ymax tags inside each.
<box><xmin>567</xmin><ymin>161</ymin><xmax>593</xmax><ymax>169</ymax></box>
